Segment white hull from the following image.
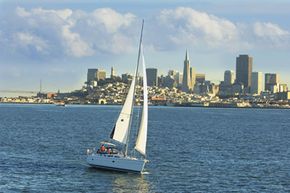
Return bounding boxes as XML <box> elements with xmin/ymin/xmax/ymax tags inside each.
<box><xmin>87</xmin><ymin>154</ymin><xmax>146</xmax><ymax>173</ymax></box>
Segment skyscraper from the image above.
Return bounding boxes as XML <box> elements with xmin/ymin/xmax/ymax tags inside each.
<box><xmin>190</xmin><ymin>67</ymin><xmax>196</xmax><ymax>90</ymax></box>
<box><xmin>111</xmin><ymin>67</ymin><xmax>116</xmax><ymax>78</ymax></box>
<box><xmin>251</xmin><ymin>72</ymin><xmax>263</xmax><ymax>94</ymax></box>
<box><xmin>146</xmin><ymin>68</ymin><xmax>158</xmax><ymax>86</ymax></box>
<box><xmin>236</xmin><ymin>54</ymin><xmax>253</xmax><ymax>90</ymax></box>
<box><xmin>265</xmin><ymin>73</ymin><xmax>279</xmax><ymax>92</ymax></box>
<box><xmin>182</xmin><ymin>50</ymin><xmax>191</xmax><ymax>92</ymax></box>
<box><xmin>174</xmin><ymin>72</ymin><xmax>183</xmax><ymax>87</ymax></box>
<box><xmin>87</xmin><ymin>69</ymin><xmax>98</xmax><ymax>83</ymax></box>
<box><xmin>163</xmin><ymin>75</ymin><xmax>176</xmax><ymax>88</ymax></box>
<box><xmin>195</xmin><ymin>74</ymin><xmax>205</xmax><ymax>84</ymax></box>
<box><xmin>224</xmin><ymin>70</ymin><xmax>235</xmax><ymax>86</ymax></box>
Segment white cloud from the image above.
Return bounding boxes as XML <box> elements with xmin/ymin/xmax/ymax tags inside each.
<box><xmin>15</xmin><ymin>32</ymin><xmax>48</xmax><ymax>53</ymax></box>
<box><xmin>1</xmin><ymin>7</ymin><xmax>137</xmax><ymax>60</ymax></box>
<box><xmin>16</xmin><ymin>7</ymin><xmax>31</xmax><ymax>17</ymax></box>
<box><xmin>154</xmin><ymin>7</ymin><xmax>290</xmax><ymax>51</ymax></box>
<box><xmin>61</xmin><ymin>24</ymin><xmax>94</xmax><ymax>57</ymax></box>
<box><xmin>158</xmin><ymin>7</ymin><xmax>241</xmax><ymax>50</ymax></box>
<box><xmin>254</xmin><ymin>22</ymin><xmax>290</xmax><ymax>39</ymax></box>
<box><xmin>1</xmin><ymin>6</ymin><xmax>290</xmax><ymax>62</ymax></box>
<box><xmin>91</xmin><ymin>8</ymin><xmax>136</xmax><ymax>33</ymax></box>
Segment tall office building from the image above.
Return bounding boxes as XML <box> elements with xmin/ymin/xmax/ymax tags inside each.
<box><xmin>196</xmin><ymin>74</ymin><xmax>205</xmax><ymax>84</ymax></box>
<box><xmin>251</xmin><ymin>72</ymin><xmax>263</xmax><ymax>94</ymax></box>
<box><xmin>168</xmin><ymin>70</ymin><xmax>180</xmax><ymax>88</ymax></box>
<box><xmin>190</xmin><ymin>67</ymin><xmax>196</xmax><ymax>90</ymax></box>
<box><xmin>174</xmin><ymin>72</ymin><xmax>183</xmax><ymax>86</ymax></box>
<box><xmin>121</xmin><ymin>73</ymin><xmax>133</xmax><ymax>83</ymax></box>
<box><xmin>224</xmin><ymin>70</ymin><xmax>235</xmax><ymax>86</ymax></box>
<box><xmin>163</xmin><ymin>75</ymin><xmax>176</xmax><ymax>88</ymax></box>
<box><xmin>87</xmin><ymin>69</ymin><xmax>98</xmax><ymax>83</ymax></box>
<box><xmin>146</xmin><ymin>68</ymin><xmax>158</xmax><ymax>86</ymax></box>
<box><xmin>265</xmin><ymin>73</ymin><xmax>279</xmax><ymax>92</ymax></box>
<box><xmin>236</xmin><ymin>55</ymin><xmax>253</xmax><ymax>90</ymax></box>
<box><xmin>182</xmin><ymin>50</ymin><xmax>191</xmax><ymax>92</ymax></box>
<box><xmin>111</xmin><ymin>67</ymin><xmax>116</xmax><ymax>78</ymax></box>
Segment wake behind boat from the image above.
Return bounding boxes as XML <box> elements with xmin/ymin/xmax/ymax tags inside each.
<box><xmin>86</xmin><ymin>20</ymin><xmax>149</xmax><ymax>173</ymax></box>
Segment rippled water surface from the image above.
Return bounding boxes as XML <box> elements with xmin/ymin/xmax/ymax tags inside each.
<box><xmin>1</xmin><ymin>104</ymin><xmax>290</xmax><ymax>192</ymax></box>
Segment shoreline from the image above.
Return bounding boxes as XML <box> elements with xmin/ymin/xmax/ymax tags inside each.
<box><xmin>1</xmin><ymin>102</ymin><xmax>289</xmax><ymax>110</ymax></box>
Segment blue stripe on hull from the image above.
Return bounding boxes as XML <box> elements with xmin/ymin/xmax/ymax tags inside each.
<box><xmin>88</xmin><ymin>164</ymin><xmax>142</xmax><ymax>173</ymax></box>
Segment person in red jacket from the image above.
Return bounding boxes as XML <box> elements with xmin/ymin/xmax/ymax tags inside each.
<box><xmin>100</xmin><ymin>144</ymin><xmax>106</xmax><ymax>153</ymax></box>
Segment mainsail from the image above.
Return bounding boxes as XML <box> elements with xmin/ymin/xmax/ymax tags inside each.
<box><xmin>135</xmin><ymin>44</ymin><xmax>148</xmax><ymax>156</ymax></box>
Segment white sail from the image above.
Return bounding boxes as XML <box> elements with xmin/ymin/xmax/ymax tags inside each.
<box><xmin>110</xmin><ymin>74</ymin><xmax>136</xmax><ymax>144</ymax></box>
<box><xmin>135</xmin><ymin>45</ymin><xmax>148</xmax><ymax>156</ymax></box>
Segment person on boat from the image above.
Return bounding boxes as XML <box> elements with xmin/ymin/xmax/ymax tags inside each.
<box><xmin>100</xmin><ymin>144</ymin><xmax>106</xmax><ymax>153</ymax></box>
<box><xmin>107</xmin><ymin>148</ymin><xmax>111</xmax><ymax>154</ymax></box>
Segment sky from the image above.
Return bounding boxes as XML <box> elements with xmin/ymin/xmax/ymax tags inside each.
<box><xmin>0</xmin><ymin>0</ymin><xmax>290</xmax><ymax>96</ymax></box>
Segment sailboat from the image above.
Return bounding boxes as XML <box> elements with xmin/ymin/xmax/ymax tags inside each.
<box><xmin>86</xmin><ymin>20</ymin><xmax>149</xmax><ymax>173</ymax></box>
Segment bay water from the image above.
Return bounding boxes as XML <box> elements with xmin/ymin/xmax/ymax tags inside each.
<box><xmin>0</xmin><ymin>104</ymin><xmax>290</xmax><ymax>192</ymax></box>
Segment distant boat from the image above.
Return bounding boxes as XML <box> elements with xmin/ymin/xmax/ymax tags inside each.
<box><xmin>86</xmin><ymin>20</ymin><xmax>149</xmax><ymax>173</ymax></box>
<box><xmin>55</xmin><ymin>102</ymin><xmax>65</xmax><ymax>107</ymax></box>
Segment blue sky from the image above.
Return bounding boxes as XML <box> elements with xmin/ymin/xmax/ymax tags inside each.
<box><xmin>0</xmin><ymin>0</ymin><xmax>290</xmax><ymax>96</ymax></box>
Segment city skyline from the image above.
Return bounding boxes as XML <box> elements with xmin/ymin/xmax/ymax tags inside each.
<box><xmin>1</xmin><ymin>0</ymin><xmax>290</xmax><ymax>96</ymax></box>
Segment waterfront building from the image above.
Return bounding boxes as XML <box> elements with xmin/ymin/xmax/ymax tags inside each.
<box><xmin>276</xmin><ymin>91</ymin><xmax>290</xmax><ymax>100</ymax></box>
<box><xmin>279</xmin><ymin>84</ymin><xmax>288</xmax><ymax>92</ymax></box>
<box><xmin>121</xmin><ymin>73</ymin><xmax>133</xmax><ymax>84</ymax></box>
<box><xmin>209</xmin><ymin>84</ymin><xmax>220</xmax><ymax>96</ymax></box>
<box><xmin>236</xmin><ymin>54</ymin><xmax>253</xmax><ymax>91</ymax></box>
<box><xmin>219</xmin><ymin>70</ymin><xmax>235</xmax><ymax>97</ymax></box>
<box><xmin>182</xmin><ymin>50</ymin><xmax>191</xmax><ymax>92</ymax></box>
<box><xmin>158</xmin><ymin>75</ymin><xmax>163</xmax><ymax>87</ymax></box>
<box><xmin>270</xmin><ymin>85</ymin><xmax>279</xmax><ymax>93</ymax></box>
<box><xmin>168</xmin><ymin>70</ymin><xmax>183</xmax><ymax>88</ymax></box>
<box><xmin>265</xmin><ymin>73</ymin><xmax>279</xmax><ymax>92</ymax></box>
<box><xmin>224</xmin><ymin>70</ymin><xmax>235</xmax><ymax>86</ymax></box>
<box><xmin>88</xmin><ymin>81</ymin><xmax>97</xmax><ymax>88</ymax></box>
<box><xmin>196</xmin><ymin>74</ymin><xmax>205</xmax><ymax>84</ymax></box>
<box><xmin>232</xmin><ymin>82</ymin><xmax>244</xmax><ymax>95</ymax></box>
<box><xmin>87</xmin><ymin>69</ymin><xmax>98</xmax><ymax>83</ymax></box>
<box><xmin>174</xmin><ymin>72</ymin><xmax>183</xmax><ymax>87</ymax></box>
<box><xmin>219</xmin><ymin>82</ymin><xmax>234</xmax><ymax>98</ymax></box>
<box><xmin>146</xmin><ymin>68</ymin><xmax>158</xmax><ymax>86</ymax></box>
<box><xmin>87</xmin><ymin>68</ymin><xmax>106</xmax><ymax>82</ymax></box>
<box><xmin>163</xmin><ymin>75</ymin><xmax>176</xmax><ymax>88</ymax></box>
<box><xmin>251</xmin><ymin>72</ymin><xmax>263</xmax><ymax>95</ymax></box>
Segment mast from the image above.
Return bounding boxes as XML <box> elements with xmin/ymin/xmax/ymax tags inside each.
<box><xmin>124</xmin><ymin>20</ymin><xmax>144</xmax><ymax>157</ymax></box>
